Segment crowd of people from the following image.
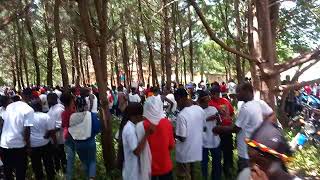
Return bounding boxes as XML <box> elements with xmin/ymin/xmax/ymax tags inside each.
<box><xmin>0</xmin><ymin>79</ymin><xmax>301</xmax><ymax>180</ymax></box>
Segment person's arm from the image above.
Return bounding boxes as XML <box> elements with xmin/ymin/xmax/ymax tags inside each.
<box><xmin>133</xmin><ymin>124</ymin><xmax>155</xmax><ymax>156</ymax></box>
<box><xmin>163</xmin><ymin>96</ymin><xmax>174</xmax><ymax>112</ymax></box>
<box><xmin>168</xmin><ymin>122</ymin><xmax>175</xmax><ymax>150</ymax></box>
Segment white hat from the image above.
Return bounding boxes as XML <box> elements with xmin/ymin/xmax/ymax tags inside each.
<box><xmin>143</xmin><ymin>96</ymin><xmax>165</xmax><ymax>125</ymax></box>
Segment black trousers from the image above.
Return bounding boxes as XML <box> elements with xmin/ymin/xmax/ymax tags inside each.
<box><xmin>53</xmin><ymin>144</ymin><xmax>66</xmax><ymax>173</ymax></box>
<box><xmin>152</xmin><ymin>171</ymin><xmax>173</xmax><ymax>180</ymax></box>
<box><xmin>1</xmin><ymin>147</ymin><xmax>27</xmax><ymax>180</ymax></box>
<box><xmin>220</xmin><ymin>134</ymin><xmax>234</xmax><ymax>177</ymax></box>
<box><xmin>30</xmin><ymin>143</ymin><xmax>55</xmax><ymax>180</ymax></box>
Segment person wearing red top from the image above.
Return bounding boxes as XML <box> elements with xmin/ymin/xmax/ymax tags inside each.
<box><xmin>60</xmin><ymin>93</ymin><xmax>76</xmax><ymax>180</ymax></box>
<box><xmin>209</xmin><ymin>85</ymin><xmax>234</xmax><ymax>177</ymax></box>
<box><xmin>143</xmin><ymin>118</ymin><xmax>175</xmax><ymax>179</ymax></box>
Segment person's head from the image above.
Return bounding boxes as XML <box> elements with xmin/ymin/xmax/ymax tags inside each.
<box><xmin>178</xmin><ymin>84</ymin><xmax>184</xmax><ymax>89</ymax></box>
<box><xmin>236</xmin><ymin>82</ymin><xmax>254</xmax><ymax>102</ymax></box>
<box><xmin>163</xmin><ymin>87</ymin><xmax>171</xmax><ymax>95</ymax></box>
<box><xmin>11</xmin><ymin>95</ymin><xmax>21</xmax><ymax>102</ymax></box>
<box><xmin>222</xmin><ymin>82</ymin><xmax>226</xmax><ymax>86</ymax></box>
<box><xmin>30</xmin><ymin>98</ymin><xmax>42</xmax><ymax>112</ymax></box>
<box><xmin>210</xmin><ymin>85</ymin><xmax>221</xmax><ymax>100</ymax></box>
<box><xmin>75</xmin><ymin>97</ymin><xmax>87</xmax><ymax>112</ymax></box>
<box><xmin>112</xmin><ymin>86</ymin><xmax>116</xmax><ymax>91</ymax></box>
<box><xmin>118</xmin><ymin>85</ymin><xmax>124</xmax><ymax>92</ymax></box>
<box><xmin>80</xmin><ymin>87</ymin><xmax>90</xmax><ymax>97</ymax></box>
<box><xmin>174</xmin><ymin>88</ymin><xmax>189</xmax><ymax>110</ymax></box>
<box><xmin>0</xmin><ymin>95</ymin><xmax>11</xmax><ymax>108</ymax></box>
<box><xmin>47</xmin><ymin>93</ymin><xmax>58</xmax><ymax>107</ymax></box>
<box><xmin>21</xmin><ymin>88</ymin><xmax>33</xmax><ymax>102</ymax></box>
<box><xmin>60</xmin><ymin>92</ymin><xmax>75</xmax><ymax>109</ymax></box>
<box><xmin>126</xmin><ymin>102</ymin><xmax>143</xmax><ymax>124</ymax></box>
<box><xmin>40</xmin><ymin>87</ymin><xmax>46</xmax><ymax>95</ymax></box>
<box><xmin>247</xmin><ymin>121</ymin><xmax>292</xmax><ymax>177</ymax></box>
<box><xmin>197</xmin><ymin>90</ymin><xmax>210</xmax><ymax>109</ymax></box>
<box><xmin>143</xmin><ymin>96</ymin><xmax>165</xmax><ymax>125</ymax></box>
<box><xmin>152</xmin><ymin>86</ymin><xmax>160</xmax><ymax>95</ymax></box>
<box><xmin>131</xmin><ymin>87</ymin><xmax>137</xmax><ymax>94</ymax></box>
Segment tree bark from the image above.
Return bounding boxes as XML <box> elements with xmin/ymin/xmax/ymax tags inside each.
<box><xmin>43</xmin><ymin>2</ymin><xmax>53</xmax><ymax>87</ymax></box>
<box><xmin>77</xmin><ymin>0</ymin><xmax>115</xmax><ymax>171</ymax></box>
<box><xmin>13</xmin><ymin>23</ymin><xmax>21</xmax><ymax>90</ymax></box>
<box><xmin>188</xmin><ymin>5</ymin><xmax>194</xmax><ymax>82</ymax></box>
<box><xmin>234</xmin><ymin>0</ymin><xmax>243</xmax><ymax>83</ymax></box>
<box><xmin>79</xmin><ymin>43</ymin><xmax>86</xmax><ymax>86</ymax></box>
<box><xmin>163</xmin><ymin>0</ymin><xmax>172</xmax><ymax>89</ymax></box>
<box><xmin>172</xmin><ymin>2</ymin><xmax>179</xmax><ymax>84</ymax></box>
<box><xmin>16</xmin><ymin>16</ymin><xmax>28</xmax><ymax>87</ymax></box>
<box><xmin>54</xmin><ymin>0</ymin><xmax>69</xmax><ymax>88</ymax></box>
<box><xmin>135</xmin><ymin>29</ymin><xmax>144</xmax><ymax>85</ymax></box>
<box><xmin>121</xmin><ymin>14</ymin><xmax>130</xmax><ymax>88</ymax></box>
<box><xmin>113</xmin><ymin>40</ymin><xmax>121</xmax><ymax>86</ymax></box>
<box><xmin>160</xmin><ymin>31</ymin><xmax>165</xmax><ymax>85</ymax></box>
<box><xmin>72</xmin><ymin>30</ymin><xmax>81</xmax><ymax>86</ymax></box>
<box><xmin>178</xmin><ymin>11</ymin><xmax>187</xmax><ymax>84</ymax></box>
<box><xmin>24</xmin><ymin>0</ymin><xmax>40</xmax><ymax>86</ymax></box>
<box><xmin>85</xmin><ymin>47</ymin><xmax>90</xmax><ymax>85</ymax></box>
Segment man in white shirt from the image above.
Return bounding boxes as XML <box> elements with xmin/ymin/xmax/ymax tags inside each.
<box><xmin>39</xmin><ymin>88</ymin><xmax>49</xmax><ymax>112</ymax></box>
<box><xmin>81</xmin><ymin>88</ymin><xmax>98</xmax><ymax>113</ymax></box>
<box><xmin>128</xmin><ymin>87</ymin><xmax>141</xmax><ymax>103</ymax></box>
<box><xmin>122</xmin><ymin>103</ymin><xmax>154</xmax><ymax>180</ymax></box>
<box><xmin>30</xmin><ymin>98</ymin><xmax>55</xmax><ymax>180</ymax></box>
<box><xmin>213</xmin><ymin>82</ymin><xmax>275</xmax><ymax>172</ymax></box>
<box><xmin>47</xmin><ymin>93</ymin><xmax>66</xmax><ymax>173</ymax></box>
<box><xmin>174</xmin><ymin>88</ymin><xmax>205</xmax><ymax>180</ymax></box>
<box><xmin>0</xmin><ymin>88</ymin><xmax>34</xmax><ymax>180</ymax></box>
<box><xmin>198</xmin><ymin>90</ymin><xmax>222</xmax><ymax>180</ymax></box>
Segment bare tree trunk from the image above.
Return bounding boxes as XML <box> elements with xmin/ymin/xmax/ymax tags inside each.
<box><xmin>172</xmin><ymin>2</ymin><xmax>179</xmax><ymax>84</ymax></box>
<box><xmin>13</xmin><ymin>23</ymin><xmax>21</xmax><ymax>90</ymax></box>
<box><xmin>79</xmin><ymin>43</ymin><xmax>86</xmax><ymax>86</ymax></box>
<box><xmin>43</xmin><ymin>4</ymin><xmax>53</xmax><ymax>87</ymax></box>
<box><xmin>160</xmin><ymin>31</ymin><xmax>165</xmax><ymax>85</ymax></box>
<box><xmin>136</xmin><ymin>29</ymin><xmax>144</xmax><ymax>85</ymax></box>
<box><xmin>16</xmin><ymin>17</ymin><xmax>28</xmax><ymax>87</ymax></box>
<box><xmin>113</xmin><ymin>40</ymin><xmax>121</xmax><ymax>86</ymax></box>
<box><xmin>121</xmin><ymin>14</ymin><xmax>130</xmax><ymax>88</ymax></box>
<box><xmin>77</xmin><ymin>0</ymin><xmax>115</xmax><ymax>171</ymax></box>
<box><xmin>54</xmin><ymin>0</ymin><xmax>69</xmax><ymax>88</ymax></box>
<box><xmin>71</xmin><ymin>54</ymin><xmax>75</xmax><ymax>85</ymax></box>
<box><xmin>72</xmin><ymin>30</ymin><xmax>81</xmax><ymax>86</ymax></box>
<box><xmin>85</xmin><ymin>47</ymin><xmax>90</xmax><ymax>84</ymax></box>
<box><xmin>178</xmin><ymin>10</ymin><xmax>187</xmax><ymax>84</ymax></box>
<box><xmin>188</xmin><ymin>6</ymin><xmax>194</xmax><ymax>82</ymax></box>
<box><xmin>24</xmin><ymin>0</ymin><xmax>40</xmax><ymax>86</ymax></box>
<box><xmin>234</xmin><ymin>0</ymin><xmax>243</xmax><ymax>83</ymax></box>
<box><xmin>163</xmin><ymin>0</ymin><xmax>172</xmax><ymax>89</ymax></box>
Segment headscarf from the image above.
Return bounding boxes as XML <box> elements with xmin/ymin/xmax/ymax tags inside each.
<box><xmin>143</xmin><ymin>96</ymin><xmax>165</xmax><ymax>125</ymax></box>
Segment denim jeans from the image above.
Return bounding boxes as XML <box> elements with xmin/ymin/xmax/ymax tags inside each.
<box><xmin>65</xmin><ymin>136</ymin><xmax>75</xmax><ymax>180</ymax></box>
<box><xmin>201</xmin><ymin>147</ymin><xmax>222</xmax><ymax>180</ymax></box>
<box><xmin>75</xmin><ymin>137</ymin><xmax>97</xmax><ymax>178</ymax></box>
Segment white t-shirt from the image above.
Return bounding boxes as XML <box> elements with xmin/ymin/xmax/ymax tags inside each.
<box><xmin>165</xmin><ymin>94</ymin><xmax>177</xmax><ymax>113</ymax></box>
<box><xmin>203</xmin><ymin>106</ymin><xmax>220</xmax><ymax>149</ymax></box>
<box><xmin>85</xmin><ymin>94</ymin><xmax>98</xmax><ymax>113</ymax></box>
<box><xmin>54</xmin><ymin>89</ymin><xmax>62</xmax><ymax>98</ymax></box>
<box><xmin>227</xmin><ymin>82</ymin><xmax>237</xmax><ymax>94</ymax></box>
<box><xmin>0</xmin><ymin>101</ymin><xmax>34</xmax><ymax>148</ymax></box>
<box><xmin>175</xmin><ymin>105</ymin><xmax>205</xmax><ymax>163</ymax></box>
<box><xmin>39</xmin><ymin>94</ymin><xmax>49</xmax><ymax>112</ymax></box>
<box><xmin>122</xmin><ymin>121</ymin><xmax>140</xmax><ymax>180</ymax></box>
<box><xmin>47</xmin><ymin>103</ymin><xmax>65</xmax><ymax>144</ymax></box>
<box><xmin>31</xmin><ymin>112</ymin><xmax>52</xmax><ymax>147</ymax></box>
<box><xmin>128</xmin><ymin>93</ymin><xmax>141</xmax><ymax>103</ymax></box>
<box><xmin>235</xmin><ymin>100</ymin><xmax>273</xmax><ymax>159</ymax></box>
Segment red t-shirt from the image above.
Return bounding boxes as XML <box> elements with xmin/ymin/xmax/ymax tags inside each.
<box><xmin>62</xmin><ymin>108</ymin><xmax>76</xmax><ymax>139</ymax></box>
<box><xmin>143</xmin><ymin>118</ymin><xmax>175</xmax><ymax>176</ymax></box>
<box><xmin>208</xmin><ymin>98</ymin><xmax>234</xmax><ymax>126</ymax></box>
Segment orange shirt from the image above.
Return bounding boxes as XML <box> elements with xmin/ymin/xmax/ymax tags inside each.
<box><xmin>143</xmin><ymin>118</ymin><xmax>175</xmax><ymax>176</ymax></box>
<box><xmin>208</xmin><ymin>98</ymin><xmax>234</xmax><ymax>126</ymax></box>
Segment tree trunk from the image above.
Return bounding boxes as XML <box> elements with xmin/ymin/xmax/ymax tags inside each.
<box><xmin>77</xmin><ymin>0</ymin><xmax>115</xmax><ymax>171</ymax></box>
<box><xmin>121</xmin><ymin>15</ymin><xmax>130</xmax><ymax>88</ymax></box>
<box><xmin>113</xmin><ymin>40</ymin><xmax>121</xmax><ymax>86</ymax></box>
<box><xmin>163</xmin><ymin>0</ymin><xmax>172</xmax><ymax>89</ymax></box>
<box><xmin>71</xmin><ymin>54</ymin><xmax>75</xmax><ymax>85</ymax></box>
<box><xmin>54</xmin><ymin>0</ymin><xmax>69</xmax><ymax>88</ymax></box>
<box><xmin>178</xmin><ymin>10</ymin><xmax>187</xmax><ymax>84</ymax></box>
<box><xmin>24</xmin><ymin>0</ymin><xmax>40</xmax><ymax>86</ymax></box>
<box><xmin>79</xmin><ymin>43</ymin><xmax>86</xmax><ymax>86</ymax></box>
<box><xmin>172</xmin><ymin>2</ymin><xmax>179</xmax><ymax>84</ymax></box>
<box><xmin>160</xmin><ymin>31</ymin><xmax>165</xmax><ymax>85</ymax></box>
<box><xmin>234</xmin><ymin>0</ymin><xmax>243</xmax><ymax>83</ymax></box>
<box><xmin>13</xmin><ymin>23</ymin><xmax>21</xmax><ymax>90</ymax></box>
<box><xmin>44</xmin><ymin>1</ymin><xmax>53</xmax><ymax>87</ymax></box>
<box><xmin>94</xmin><ymin>0</ymin><xmax>108</xmax><ymax>84</ymax></box>
<box><xmin>188</xmin><ymin>6</ymin><xmax>194</xmax><ymax>82</ymax></box>
<box><xmin>136</xmin><ymin>29</ymin><xmax>144</xmax><ymax>85</ymax></box>
<box><xmin>16</xmin><ymin>17</ymin><xmax>28</xmax><ymax>87</ymax></box>
<box><xmin>85</xmin><ymin>47</ymin><xmax>90</xmax><ymax>85</ymax></box>
<box><xmin>72</xmin><ymin>31</ymin><xmax>81</xmax><ymax>86</ymax></box>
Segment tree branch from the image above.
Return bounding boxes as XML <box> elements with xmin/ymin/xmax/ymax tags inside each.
<box><xmin>189</xmin><ymin>0</ymin><xmax>261</xmax><ymax>65</ymax></box>
<box><xmin>279</xmin><ymin>77</ymin><xmax>320</xmax><ymax>91</ymax></box>
<box><xmin>0</xmin><ymin>3</ymin><xmax>32</xmax><ymax>31</ymax></box>
<box><xmin>274</xmin><ymin>48</ymin><xmax>320</xmax><ymax>75</ymax></box>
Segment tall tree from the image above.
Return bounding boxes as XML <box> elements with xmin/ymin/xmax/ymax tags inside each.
<box><xmin>16</xmin><ymin>16</ymin><xmax>28</xmax><ymax>87</ymax></box>
<box><xmin>77</xmin><ymin>0</ymin><xmax>115</xmax><ymax>171</ymax></box>
<box><xmin>54</xmin><ymin>0</ymin><xmax>69</xmax><ymax>87</ymax></box>
<box><xmin>163</xmin><ymin>0</ymin><xmax>172</xmax><ymax>89</ymax></box>
<box><xmin>24</xmin><ymin>0</ymin><xmax>40</xmax><ymax>85</ymax></box>
<box><xmin>188</xmin><ymin>5</ymin><xmax>194</xmax><ymax>82</ymax></box>
<box><xmin>135</xmin><ymin>29</ymin><xmax>144</xmax><ymax>85</ymax></box>
<box><xmin>43</xmin><ymin>1</ymin><xmax>53</xmax><ymax>87</ymax></box>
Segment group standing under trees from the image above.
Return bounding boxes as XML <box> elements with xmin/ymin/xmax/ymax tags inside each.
<box><xmin>0</xmin><ymin>0</ymin><xmax>320</xmax><ymax>175</ymax></box>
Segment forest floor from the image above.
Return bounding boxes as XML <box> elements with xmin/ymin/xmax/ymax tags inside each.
<box><xmin>25</xmin><ymin>116</ymin><xmax>320</xmax><ymax>180</ymax></box>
